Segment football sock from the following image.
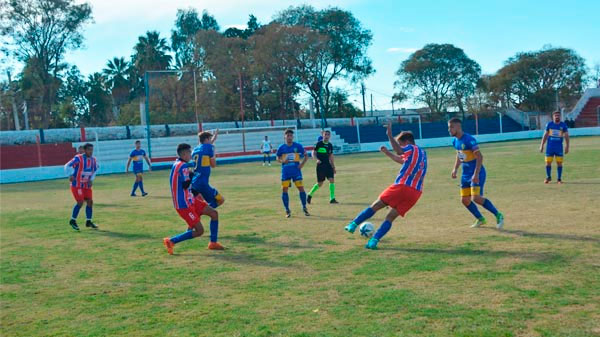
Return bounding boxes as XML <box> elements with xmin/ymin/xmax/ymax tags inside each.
<box><xmin>465</xmin><ymin>202</ymin><xmax>483</xmax><ymax>219</ymax></box>
<box><xmin>353</xmin><ymin>207</ymin><xmax>375</xmax><ymax>225</ymax></box>
<box><xmin>546</xmin><ymin>165</ymin><xmax>551</xmax><ymax>178</ymax></box>
<box><xmin>482</xmin><ymin>199</ymin><xmax>498</xmax><ymax>216</ymax></box>
<box><xmin>282</xmin><ymin>192</ymin><xmax>289</xmax><ymax>211</ymax></box>
<box><xmin>308</xmin><ymin>183</ymin><xmax>319</xmax><ymax>197</ymax></box>
<box><xmin>267</xmin><ymin>156</ymin><xmax>270</xmax><ymax>164</ymax></box>
<box><xmin>170</xmin><ymin>229</ymin><xmax>194</xmax><ymax>244</ymax></box>
<box><xmin>299</xmin><ymin>191</ymin><xmax>307</xmax><ymax>208</ymax></box>
<box><xmin>209</xmin><ymin>219</ymin><xmax>219</xmax><ymax>243</ymax></box>
<box><xmin>557</xmin><ymin>166</ymin><xmax>563</xmax><ymax>180</ymax></box>
<box><xmin>374</xmin><ymin>220</ymin><xmax>392</xmax><ymax>240</ymax></box>
<box><xmin>131</xmin><ymin>181</ymin><xmax>139</xmax><ymax>194</ymax></box>
<box><xmin>329</xmin><ymin>183</ymin><xmax>335</xmax><ymax>200</ymax></box>
<box><xmin>71</xmin><ymin>204</ymin><xmax>81</xmax><ymax>220</ymax></box>
<box><xmin>139</xmin><ymin>181</ymin><xmax>145</xmax><ymax>193</ymax></box>
<box><xmin>85</xmin><ymin>206</ymin><xmax>93</xmax><ymax>220</ymax></box>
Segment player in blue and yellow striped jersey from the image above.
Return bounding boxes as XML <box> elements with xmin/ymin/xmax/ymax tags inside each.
<box><xmin>539</xmin><ymin>111</ymin><xmax>570</xmax><ymax>184</ymax></box>
<box><xmin>276</xmin><ymin>129</ymin><xmax>309</xmax><ymax>218</ymax></box>
<box><xmin>191</xmin><ymin>130</ymin><xmax>224</xmax><ymax>208</ymax></box>
<box><xmin>448</xmin><ymin>118</ymin><xmax>504</xmax><ymax>229</ymax></box>
<box><xmin>126</xmin><ymin>140</ymin><xmax>152</xmax><ymax>196</ymax></box>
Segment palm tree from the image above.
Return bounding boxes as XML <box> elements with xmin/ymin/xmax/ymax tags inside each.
<box><xmin>132</xmin><ymin>31</ymin><xmax>172</xmax><ymax>74</ymax></box>
<box><xmin>103</xmin><ymin>57</ymin><xmax>130</xmax><ymax>118</ymax></box>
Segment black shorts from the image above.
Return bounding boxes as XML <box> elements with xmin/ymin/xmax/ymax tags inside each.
<box><xmin>316</xmin><ymin>164</ymin><xmax>334</xmax><ymax>182</ymax></box>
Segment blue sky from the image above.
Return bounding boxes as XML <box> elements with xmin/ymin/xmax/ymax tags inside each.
<box><xmin>43</xmin><ymin>0</ymin><xmax>600</xmax><ymax>109</ymax></box>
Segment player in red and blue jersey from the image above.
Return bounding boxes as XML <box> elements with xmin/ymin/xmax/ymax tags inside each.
<box><xmin>191</xmin><ymin>130</ymin><xmax>224</xmax><ymax>209</ymax></box>
<box><xmin>163</xmin><ymin>143</ymin><xmax>224</xmax><ymax>254</ymax></box>
<box><xmin>64</xmin><ymin>143</ymin><xmax>99</xmax><ymax>231</ymax></box>
<box><xmin>539</xmin><ymin>111</ymin><xmax>570</xmax><ymax>184</ymax></box>
<box><xmin>344</xmin><ymin>122</ymin><xmax>427</xmax><ymax>250</ymax></box>
<box><xmin>126</xmin><ymin>140</ymin><xmax>152</xmax><ymax>197</ymax></box>
<box><xmin>276</xmin><ymin>129</ymin><xmax>309</xmax><ymax>217</ymax></box>
<box><xmin>448</xmin><ymin>118</ymin><xmax>504</xmax><ymax>229</ymax></box>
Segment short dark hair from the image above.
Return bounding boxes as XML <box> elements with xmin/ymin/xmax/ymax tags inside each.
<box><xmin>198</xmin><ymin>131</ymin><xmax>212</xmax><ymax>143</ymax></box>
<box><xmin>448</xmin><ymin>117</ymin><xmax>462</xmax><ymax>125</ymax></box>
<box><xmin>284</xmin><ymin>129</ymin><xmax>294</xmax><ymax>135</ymax></box>
<box><xmin>177</xmin><ymin>143</ymin><xmax>191</xmax><ymax>156</ymax></box>
<box><xmin>83</xmin><ymin>143</ymin><xmax>94</xmax><ymax>150</ymax></box>
<box><xmin>396</xmin><ymin>131</ymin><xmax>415</xmax><ymax>145</ymax></box>
<box><xmin>135</xmin><ymin>140</ymin><xmax>141</xmax><ymax>144</ymax></box>
<box><xmin>322</xmin><ymin>130</ymin><xmax>331</xmax><ymax>134</ymax></box>
<box><xmin>552</xmin><ymin>111</ymin><xmax>561</xmax><ymax>116</ymax></box>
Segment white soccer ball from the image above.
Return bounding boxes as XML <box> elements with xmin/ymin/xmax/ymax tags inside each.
<box><xmin>359</xmin><ymin>222</ymin><xmax>375</xmax><ymax>238</ymax></box>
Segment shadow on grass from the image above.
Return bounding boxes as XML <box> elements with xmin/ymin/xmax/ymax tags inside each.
<box><xmin>496</xmin><ymin>228</ymin><xmax>600</xmax><ymax>243</ymax></box>
<box><xmin>384</xmin><ymin>246</ymin><xmax>563</xmax><ymax>262</ymax></box>
<box><xmin>224</xmin><ymin>233</ymin><xmax>316</xmax><ymax>250</ymax></box>
<box><xmin>89</xmin><ymin>229</ymin><xmax>155</xmax><ymax>240</ymax></box>
<box><xmin>309</xmin><ymin>215</ymin><xmax>351</xmax><ymax>221</ymax></box>
<box><xmin>561</xmin><ymin>181</ymin><xmax>600</xmax><ymax>185</ymax></box>
<box><xmin>210</xmin><ymin>253</ymin><xmax>293</xmax><ymax>268</ymax></box>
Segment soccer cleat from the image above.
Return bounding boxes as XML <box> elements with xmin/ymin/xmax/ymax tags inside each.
<box><xmin>286</xmin><ymin>209</ymin><xmax>291</xmax><ymax>218</ymax></box>
<box><xmin>303</xmin><ymin>208</ymin><xmax>310</xmax><ymax>216</ymax></box>
<box><xmin>544</xmin><ymin>177</ymin><xmax>551</xmax><ymax>184</ymax></box>
<box><xmin>208</xmin><ymin>242</ymin><xmax>225</xmax><ymax>250</ymax></box>
<box><xmin>495</xmin><ymin>212</ymin><xmax>504</xmax><ymax>230</ymax></box>
<box><xmin>307</xmin><ymin>195</ymin><xmax>312</xmax><ymax>204</ymax></box>
<box><xmin>330</xmin><ymin>198</ymin><xmax>339</xmax><ymax>204</ymax></box>
<box><xmin>142</xmin><ymin>192</ymin><xmax>148</xmax><ymax>197</ymax></box>
<box><xmin>268</xmin><ymin>163</ymin><xmax>271</xmax><ymax>166</ymax></box>
<box><xmin>471</xmin><ymin>217</ymin><xmax>487</xmax><ymax>228</ymax></box>
<box><xmin>69</xmin><ymin>219</ymin><xmax>80</xmax><ymax>231</ymax></box>
<box><xmin>365</xmin><ymin>238</ymin><xmax>379</xmax><ymax>250</ymax></box>
<box><xmin>557</xmin><ymin>179</ymin><xmax>563</xmax><ymax>184</ymax></box>
<box><xmin>345</xmin><ymin>222</ymin><xmax>357</xmax><ymax>234</ymax></box>
<box><xmin>85</xmin><ymin>220</ymin><xmax>98</xmax><ymax>229</ymax></box>
<box><xmin>262</xmin><ymin>163</ymin><xmax>265</xmax><ymax>166</ymax></box>
<box><xmin>163</xmin><ymin>238</ymin><xmax>174</xmax><ymax>255</ymax></box>
<box><xmin>130</xmin><ymin>193</ymin><xmax>137</xmax><ymax>197</ymax></box>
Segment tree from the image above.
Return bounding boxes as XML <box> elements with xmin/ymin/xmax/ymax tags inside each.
<box><xmin>103</xmin><ymin>57</ymin><xmax>130</xmax><ymax>118</ymax></box>
<box><xmin>57</xmin><ymin>65</ymin><xmax>88</xmax><ymax>126</ymax></box>
<box><xmin>1</xmin><ymin>0</ymin><xmax>93</xmax><ymax>128</ymax></box>
<box><xmin>223</xmin><ymin>15</ymin><xmax>261</xmax><ymax>39</ymax></box>
<box><xmin>131</xmin><ymin>31</ymin><xmax>172</xmax><ymax>75</ymax></box>
<box><xmin>85</xmin><ymin>72</ymin><xmax>111</xmax><ymax>125</ymax></box>
<box><xmin>274</xmin><ymin>5</ymin><xmax>373</xmax><ymax>121</ymax></box>
<box><xmin>395</xmin><ymin>43</ymin><xmax>481</xmax><ymax>116</ymax></box>
<box><xmin>489</xmin><ymin>47</ymin><xmax>587</xmax><ymax>112</ymax></box>
<box><xmin>171</xmin><ymin>9</ymin><xmax>219</xmax><ymax>69</ymax></box>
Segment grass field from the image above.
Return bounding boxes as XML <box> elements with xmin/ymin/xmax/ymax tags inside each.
<box><xmin>1</xmin><ymin>137</ymin><xmax>599</xmax><ymax>337</ymax></box>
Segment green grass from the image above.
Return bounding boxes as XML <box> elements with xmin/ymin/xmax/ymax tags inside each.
<box><xmin>1</xmin><ymin>137</ymin><xmax>600</xmax><ymax>337</ymax></box>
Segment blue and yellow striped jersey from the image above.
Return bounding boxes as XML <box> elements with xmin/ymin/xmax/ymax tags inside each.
<box><xmin>545</xmin><ymin>121</ymin><xmax>568</xmax><ymax>146</ymax></box>
<box><xmin>452</xmin><ymin>133</ymin><xmax>481</xmax><ymax>176</ymax></box>
<box><xmin>191</xmin><ymin>143</ymin><xmax>214</xmax><ymax>188</ymax></box>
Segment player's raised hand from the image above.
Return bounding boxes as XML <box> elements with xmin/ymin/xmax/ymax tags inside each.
<box><xmin>451</xmin><ymin>169</ymin><xmax>457</xmax><ymax>179</ymax></box>
<box><xmin>380</xmin><ymin>145</ymin><xmax>388</xmax><ymax>153</ymax></box>
<box><xmin>385</xmin><ymin>121</ymin><xmax>392</xmax><ymax>137</ymax></box>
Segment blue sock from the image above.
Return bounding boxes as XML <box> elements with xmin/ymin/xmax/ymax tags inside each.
<box><xmin>139</xmin><ymin>181</ymin><xmax>145</xmax><ymax>193</ymax></box>
<box><xmin>465</xmin><ymin>202</ymin><xmax>483</xmax><ymax>219</ymax></box>
<box><xmin>85</xmin><ymin>206</ymin><xmax>93</xmax><ymax>220</ymax></box>
<box><xmin>210</xmin><ymin>219</ymin><xmax>218</xmax><ymax>243</ymax></box>
<box><xmin>374</xmin><ymin>220</ymin><xmax>392</xmax><ymax>240</ymax></box>
<box><xmin>299</xmin><ymin>191</ymin><xmax>307</xmax><ymax>208</ymax></box>
<box><xmin>546</xmin><ymin>165</ymin><xmax>551</xmax><ymax>178</ymax></box>
<box><xmin>71</xmin><ymin>204</ymin><xmax>81</xmax><ymax>220</ymax></box>
<box><xmin>131</xmin><ymin>181</ymin><xmax>139</xmax><ymax>194</ymax></box>
<box><xmin>482</xmin><ymin>199</ymin><xmax>498</xmax><ymax>216</ymax></box>
<box><xmin>352</xmin><ymin>207</ymin><xmax>375</xmax><ymax>225</ymax></box>
<box><xmin>557</xmin><ymin>166</ymin><xmax>562</xmax><ymax>180</ymax></box>
<box><xmin>282</xmin><ymin>192</ymin><xmax>289</xmax><ymax>211</ymax></box>
<box><xmin>170</xmin><ymin>229</ymin><xmax>194</xmax><ymax>244</ymax></box>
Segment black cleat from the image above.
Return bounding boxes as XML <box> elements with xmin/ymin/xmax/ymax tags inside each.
<box><xmin>307</xmin><ymin>195</ymin><xmax>312</xmax><ymax>204</ymax></box>
<box><xmin>142</xmin><ymin>192</ymin><xmax>148</xmax><ymax>197</ymax></box>
<box><xmin>85</xmin><ymin>220</ymin><xmax>98</xmax><ymax>229</ymax></box>
<box><xmin>303</xmin><ymin>208</ymin><xmax>310</xmax><ymax>216</ymax></box>
<box><xmin>286</xmin><ymin>209</ymin><xmax>291</xmax><ymax>218</ymax></box>
<box><xmin>330</xmin><ymin>198</ymin><xmax>339</xmax><ymax>204</ymax></box>
<box><xmin>69</xmin><ymin>219</ymin><xmax>80</xmax><ymax>231</ymax></box>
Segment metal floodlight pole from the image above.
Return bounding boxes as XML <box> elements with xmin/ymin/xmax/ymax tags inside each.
<box><xmin>238</xmin><ymin>71</ymin><xmax>246</xmax><ymax>152</ymax></box>
<box><xmin>193</xmin><ymin>70</ymin><xmax>200</xmax><ymax>132</ymax></box>
<box><xmin>496</xmin><ymin>111</ymin><xmax>503</xmax><ymax>134</ymax></box>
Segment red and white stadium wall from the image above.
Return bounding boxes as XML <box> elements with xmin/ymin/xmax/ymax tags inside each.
<box><xmin>1</xmin><ymin>127</ymin><xmax>599</xmax><ymax>184</ymax></box>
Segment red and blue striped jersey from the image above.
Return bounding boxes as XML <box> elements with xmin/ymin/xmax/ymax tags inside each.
<box><xmin>394</xmin><ymin>144</ymin><xmax>427</xmax><ymax>191</ymax></box>
<box><xmin>170</xmin><ymin>159</ymin><xmax>194</xmax><ymax>210</ymax></box>
<box><xmin>65</xmin><ymin>154</ymin><xmax>98</xmax><ymax>188</ymax></box>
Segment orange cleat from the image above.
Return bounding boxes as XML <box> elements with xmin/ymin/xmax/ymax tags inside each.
<box><xmin>163</xmin><ymin>237</ymin><xmax>174</xmax><ymax>255</ymax></box>
<box><xmin>208</xmin><ymin>242</ymin><xmax>225</xmax><ymax>250</ymax></box>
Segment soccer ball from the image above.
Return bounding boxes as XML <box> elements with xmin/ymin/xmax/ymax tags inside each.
<box><xmin>359</xmin><ymin>222</ymin><xmax>375</xmax><ymax>238</ymax></box>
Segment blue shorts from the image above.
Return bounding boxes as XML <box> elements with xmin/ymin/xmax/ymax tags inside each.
<box><xmin>193</xmin><ymin>183</ymin><xmax>222</xmax><ymax>208</ymax></box>
<box><xmin>263</xmin><ymin>151</ymin><xmax>270</xmax><ymax>155</ymax></box>
<box><xmin>281</xmin><ymin>168</ymin><xmax>303</xmax><ymax>188</ymax></box>
<box><xmin>460</xmin><ymin>167</ymin><xmax>486</xmax><ymax>197</ymax></box>
<box><xmin>133</xmin><ymin>168</ymin><xmax>143</xmax><ymax>175</ymax></box>
<box><xmin>546</xmin><ymin>144</ymin><xmax>563</xmax><ymax>158</ymax></box>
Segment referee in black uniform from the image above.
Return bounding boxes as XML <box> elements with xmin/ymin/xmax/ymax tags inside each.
<box><xmin>307</xmin><ymin>130</ymin><xmax>338</xmax><ymax>204</ymax></box>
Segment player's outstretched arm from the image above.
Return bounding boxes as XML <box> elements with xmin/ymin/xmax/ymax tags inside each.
<box><xmin>380</xmin><ymin>146</ymin><xmax>404</xmax><ymax>164</ymax></box>
<box><xmin>210</xmin><ymin>129</ymin><xmax>219</xmax><ymax>144</ymax></box>
<box><xmin>386</xmin><ymin>122</ymin><xmax>403</xmax><ymax>155</ymax></box>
